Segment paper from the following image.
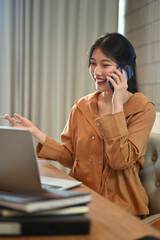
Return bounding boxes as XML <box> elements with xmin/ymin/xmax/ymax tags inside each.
<box><xmin>40</xmin><ymin>176</ymin><xmax>82</xmax><ymax>190</ymax></box>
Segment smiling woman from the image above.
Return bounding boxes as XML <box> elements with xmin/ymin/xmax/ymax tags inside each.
<box><xmin>5</xmin><ymin>32</ymin><xmax>156</xmax><ymax>217</ymax></box>
<box><xmin>89</xmin><ymin>48</ymin><xmax>118</xmax><ymax>91</ymax></box>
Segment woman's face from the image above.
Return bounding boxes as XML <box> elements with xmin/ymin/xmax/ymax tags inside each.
<box><xmin>89</xmin><ymin>48</ymin><xmax>118</xmax><ymax>92</ymax></box>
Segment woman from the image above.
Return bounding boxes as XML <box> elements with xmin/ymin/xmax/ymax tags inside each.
<box><xmin>6</xmin><ymin>33</ymin><xmax>155</xmax><ymax>216</ymax></box>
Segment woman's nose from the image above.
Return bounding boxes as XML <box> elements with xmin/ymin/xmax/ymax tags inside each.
<box><xmin>94</xmin><ymin>67</ymin><xmax>102</xmax><ymax>76</ymax></box>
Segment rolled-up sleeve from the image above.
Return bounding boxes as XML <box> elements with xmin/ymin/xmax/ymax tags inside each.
<box><xmin>37</xmin><ymin>136</ymin><xmax>74</xmax><ymax>168</ymax></box>
<box><xmin>95</xmin><ymin>102</ymin><xmax>156</xmax><ymax>170</ymax></box>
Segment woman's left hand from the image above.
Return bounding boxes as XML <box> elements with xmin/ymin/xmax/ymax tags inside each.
<box><xmin>106</xmin><ymin>68</ymin><xmax>128</xmax><ymax>113</ymax></box>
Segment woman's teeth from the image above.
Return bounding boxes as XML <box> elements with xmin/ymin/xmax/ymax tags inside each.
<box><xmin>97</xmin><ymin>79</ymin><xmax>106</xmax><ymax>82</ymax></box>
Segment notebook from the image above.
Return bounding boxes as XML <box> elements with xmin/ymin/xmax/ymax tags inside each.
<box><xmin>0</xmin><ymin>126</ymin><xmax>82</xmax><ymax>192</ymax></box>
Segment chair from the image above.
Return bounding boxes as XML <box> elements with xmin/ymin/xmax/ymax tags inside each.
<box><xmin>140</xmin><ymin>133</ymin><xmax>160</xmax><ymax>229</ymax></box>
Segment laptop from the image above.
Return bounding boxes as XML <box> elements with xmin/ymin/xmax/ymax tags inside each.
<box><xmin>0</xmin><ymin>126</ymin><xmax>81</xmax><ymax>192</ymax></box>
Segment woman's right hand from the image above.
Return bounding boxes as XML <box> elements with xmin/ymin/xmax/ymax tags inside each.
<box><xmin>5</xmin><ymin>113</ymin><xmax>46</xmax><ymax>144</ymax></box>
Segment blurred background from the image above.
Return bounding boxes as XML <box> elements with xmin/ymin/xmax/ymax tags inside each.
<box><xmin>0</xmin><ymin>0</ymin><xmax>159</xmax><ymax>171</ymax></box>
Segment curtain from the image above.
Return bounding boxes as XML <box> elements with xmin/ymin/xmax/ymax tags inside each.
<box><xmin>0</xmin><ymin>0</ymin><xmax>118</xmax><ymax>171</ymax></box>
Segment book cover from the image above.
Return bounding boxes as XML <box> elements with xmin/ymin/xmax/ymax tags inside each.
<box><xmin>0</xmin><ymin>189</ymin><xmax>91</xmax><ymax>213</ymax></box>
<box><xmin>0</xmin><ymin>215</ymin><xmax>90</xmax><ymax>236</ymax></box>
<box><xmin>0</xmin><ymin>204</ymin><xmax>89</xmax><ymax>217</ymax></box>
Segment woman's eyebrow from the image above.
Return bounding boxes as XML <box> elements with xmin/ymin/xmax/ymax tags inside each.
<box><xmin>91</xmin><ymin>58</ymin><xmax>112</xmax><ymax>62</ymax></box>
<box><xmin>101</xmin><ymin>59</ymin><xmax>112</xmax><ymax>63</ymax></box>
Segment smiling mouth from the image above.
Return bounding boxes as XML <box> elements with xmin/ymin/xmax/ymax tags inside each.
<box><xmin>97</xmin><ymin>79</ymin><xmax>106</xmax><ymax>82</ymax></box>
<box><xmin>96</xmin><ymin>79</ymin><xmax>107</xmax><ymax>85</ymax></box>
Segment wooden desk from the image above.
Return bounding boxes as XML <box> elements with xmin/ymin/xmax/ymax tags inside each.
<box><xmin>1</xmin><ymin>160</ymin><xmax>160</xmax><ymax>240</ymax></box>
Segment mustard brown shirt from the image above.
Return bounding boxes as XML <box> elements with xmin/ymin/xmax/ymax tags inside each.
<box><xmin>37</xmin><ymin>91</ymin><xmax>156</xmax><ymax>215</ymax></box>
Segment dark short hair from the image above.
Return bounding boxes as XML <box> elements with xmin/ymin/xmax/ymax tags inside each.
<box><xmin>88</xmin><ymin>33</ymin><xmax>138</xmax><ymax>93</ymax></box>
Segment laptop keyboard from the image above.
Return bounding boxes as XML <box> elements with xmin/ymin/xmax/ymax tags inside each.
<box><xmin>42</xmin><ymin>183</ymin><xmax>62</xmax><ymax>190</ymax></box>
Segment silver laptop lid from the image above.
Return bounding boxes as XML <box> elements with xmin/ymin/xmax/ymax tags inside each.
<box><xmin>0</xmin><ymin>126</ymin><xmax>41</xmax><ymax>191</ymax></box>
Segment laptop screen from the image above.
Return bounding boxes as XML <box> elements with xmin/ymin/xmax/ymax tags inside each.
<box><xmin>0</xmin><ymin>126</ymin><xmax>41</xmax><ymax>191</ymax></box>
<box><xmin>0</xmin><ymin>126</ymin><xmax>82</xmax><ymax>192</ymax></box>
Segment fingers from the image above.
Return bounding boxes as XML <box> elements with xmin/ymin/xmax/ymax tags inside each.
<box><xmin>108</xmin><ymin>69</ymin><xmax>123</xmax><ymax>82</ymax></box>
<box><xmin>4</xmin><ymin>114</ymin><xmax>11</xmax><ymax>121</ymax></box>
<box><xmin>14</xmin><ymin>113</ymin><xmax>20</xmax><ymax>118</ymax></box>
<box><xmin>4</xmin><ymin>114</ymin><xmax>16</xmax><ymax>126</ymax></box>
<box><xmin>107</xmin><ymin>68</ymin><xmax>128</xmax><ymax>90</ymax></box>
<box><xmin>4</xmin><ymin>114</ymin><xmax>13</xmax><ymax>123</ymax></box>
<box><xmin>14</xmin><ymin>113</ymin><xmax>22</xmax><ymax>119</ymax></box>
<box><xmin>14</xmin><ymin>114</ymin><xmax>33</xmax><ymax>128</ymax></box>
<box><xmin>106</xmin><ymin>75</ymin><xmax>117</xmax><ymax>89</ymax></box>
<box><xmin>14</xmin><ymin>113</ymin><xmax>23</xmax><ymax>123</ymax></box>
<box><xmin>5</xmin><ymin>114</ymin><xmax>22</xmax><ymax>126</ymax></box>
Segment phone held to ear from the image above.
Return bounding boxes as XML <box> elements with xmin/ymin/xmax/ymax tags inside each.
<box><xmin>108</xmin><ymin>65</ymin><xmax>133</xmax><ymax>92</ymax></box>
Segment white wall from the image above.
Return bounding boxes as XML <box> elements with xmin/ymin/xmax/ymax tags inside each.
<box><xmin>152</xmin><ymin>112</ymin><xmax>160</xmax><ymax>133</ymax></box>
<box><xmin>124</xmin><ymin>0</ymin><xmax>160</xmax><ymax>112</ymax></box>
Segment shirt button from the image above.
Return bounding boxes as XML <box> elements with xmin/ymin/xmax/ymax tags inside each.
<box><xmin>91</xmin><ymin>136</ymin><xmax>95</xmax><ymax>140</ymax></box>
<box><xmin>152</xmin><ymin>156</ymin><xmax>157</xmax><ymax>162</ymax></box>
<box><xmin>96</xmin><ymin>122</ymin><xmax>100</xmax><ymax>127</ymax></box>
<box><xmin>155</xmin><ymin>181</ymin><xmax>160</xmax><ymax>187</ymax></box>
<box><xmin>99</xmin><ymin>161</ymin><xmax>102</xmax><ymax>165</ymax></box>
<box><xmin>89</xmin><ymin>159</ymin><xmax>92</xmax><ymax>163</ymax></box>
<box><xmin>102</xmin><ymin>133</ymin><xmax>105</xmax><ymax>137</ymax></box>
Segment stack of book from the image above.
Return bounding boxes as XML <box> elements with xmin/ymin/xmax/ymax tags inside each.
<box><xmin>0</xmin><ymin>188</ymin><xmax>91</xmax><ymax>236</ymax></box>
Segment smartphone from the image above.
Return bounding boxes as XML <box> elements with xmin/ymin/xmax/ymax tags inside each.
<box><xmin>108</xmin><ymin>65</ymin><xmax>133</xmax><ymax>91</ymax></box>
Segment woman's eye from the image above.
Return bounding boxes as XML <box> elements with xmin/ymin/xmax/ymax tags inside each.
<box><xmin>103</xmin><ymin>64</ymin><xmax>110</xmax><ymax>67</ymax></box>
<box><xmin>90</xmin><ymin>62</ymin><xmax>96</xmax><ymax>65</ymax></box>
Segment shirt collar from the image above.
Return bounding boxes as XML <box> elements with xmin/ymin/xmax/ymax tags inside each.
<box><xmin>75</xmin><ymin>91</ymin><xmax>153</xmax><ymax>119</ymax></box>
